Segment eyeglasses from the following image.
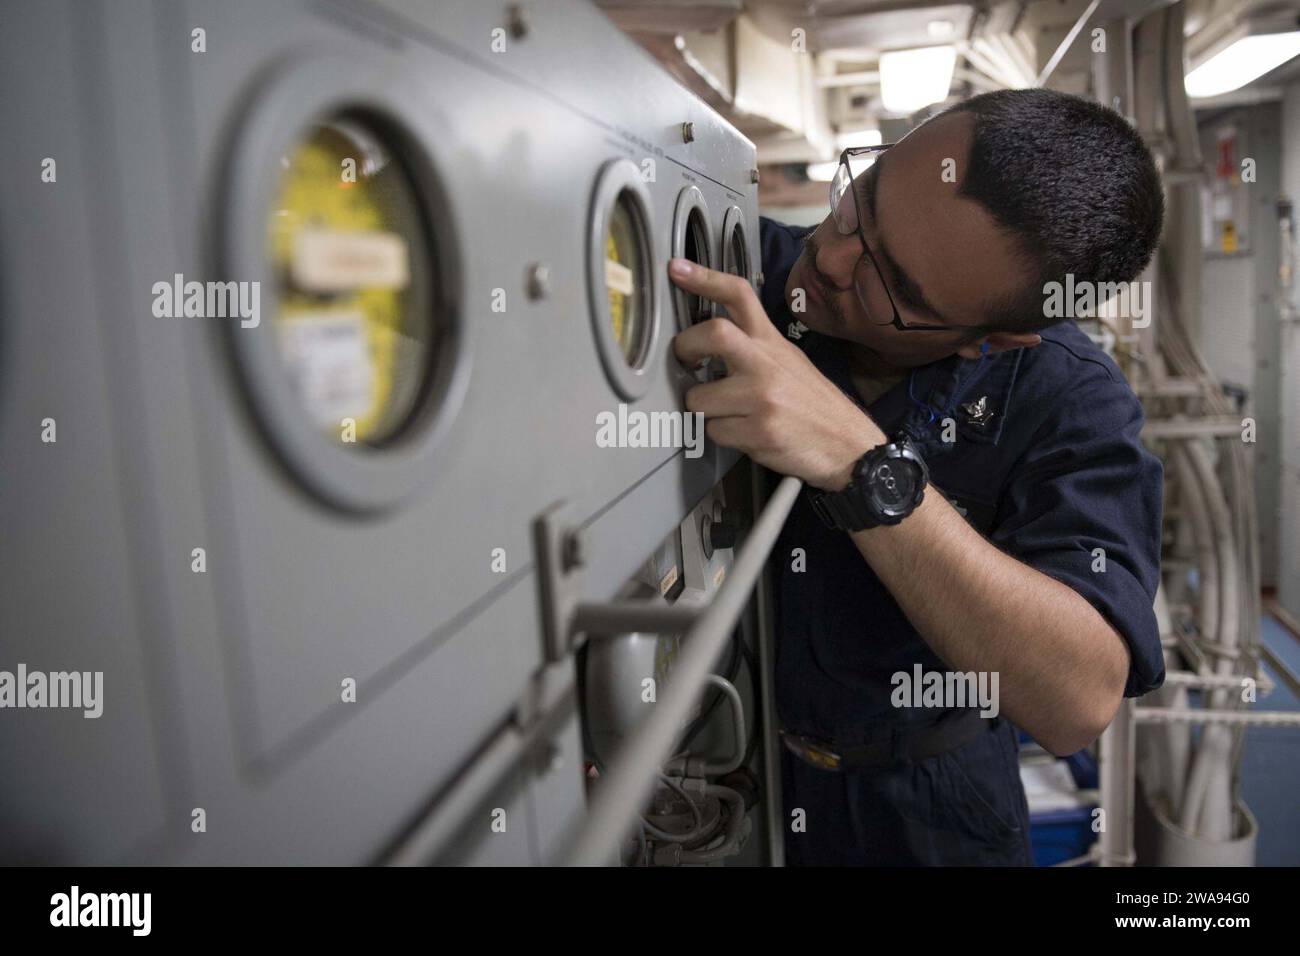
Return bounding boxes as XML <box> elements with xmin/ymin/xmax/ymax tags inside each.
<box><xmin>829</xmin><ymin>144</ymin><xmax>953</xmax><ymax>333</ymax></box>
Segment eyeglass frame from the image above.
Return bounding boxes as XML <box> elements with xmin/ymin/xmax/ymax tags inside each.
<box><xmin>831</xmin><ymin>144</ymin><xmax>994</xmax><ymax>336</ymax></box>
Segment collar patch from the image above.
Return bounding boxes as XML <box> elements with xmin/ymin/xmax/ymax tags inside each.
<box><xmin>960</xmin><ymin>394</ymin><xmax>995</xmax><ymax>426</ymax></box>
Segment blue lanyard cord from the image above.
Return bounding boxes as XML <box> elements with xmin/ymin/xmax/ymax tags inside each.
<box><xmin>907</xmin><ymin>342</ymin><xmax>989</xmax><ymax>425</ymax></box>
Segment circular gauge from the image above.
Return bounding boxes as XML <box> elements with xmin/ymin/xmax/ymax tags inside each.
<box><xmin>606</xmin><ymin>195</ymin><xmax>647</xmax><ymax>364</ymax></box>
<box><xmin>721</xmin><ymin>205</ymin><xmax>752</xmax><ymax>282</ymax></box>
<box><xmin>588</xmin><ymin>159</ymin><xmax>658</xmax><ymax>401</ymax></box>
<box><xmin>671</xmin><ymin>186</ymin><xmax>714</xmax><ymax>332</ymax></box>
<box><xmin>222</xmin><ymin>57</ymin><xmax>468</xmax><ymax>514</ymax></box>
<box><xmin>268</xmin><ymin>119</ymin><xmax>432</xmax><ymax>446</ymax></box>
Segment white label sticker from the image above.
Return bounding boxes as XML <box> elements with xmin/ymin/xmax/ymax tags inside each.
<box><xmin>291</xmin><ymin>228</ymin><xmax>410</xmax><ymax>293</ymax></box>
<box><xmin>605</xmin><ymin>257</ymin><xmax>634</xmax><ymax>296</ymax></box>
<box><xmin>659</xmin><ymin>565</ymin><xmax>679</xmax><ymax>596</ymax></box>
<box><xmin>278</xmin><ymin>312</ymin><xmax>372</xmax><ymax>428</ymax></box>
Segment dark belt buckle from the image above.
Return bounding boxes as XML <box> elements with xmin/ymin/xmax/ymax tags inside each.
<box><xmin>781</xmin><ymin>732</ymin><xmax>842</xmax><ymax>771</ymax></box>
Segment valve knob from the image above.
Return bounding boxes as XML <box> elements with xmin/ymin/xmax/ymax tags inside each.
<box><xmin>709</xmin><ymin>510</ymin><xmax>741</xmax><ymax>551</ymax></box>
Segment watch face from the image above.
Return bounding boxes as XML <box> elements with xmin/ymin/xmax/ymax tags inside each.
<box><xmin>867</xmin><ymin>456</ymin><xmax>921</xmax><ymax>516</ymax></box>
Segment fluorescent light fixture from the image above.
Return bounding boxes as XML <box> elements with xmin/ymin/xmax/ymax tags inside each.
<box><xmin>835</xmin><ymin>128</ymin><xmax>883</xmax><ymax>150</ymax></box>
<box><xmin>1185</xmin><ymin>31</ymin><xmax>1300</xmax><ymax>98</ymax></box>
<box><xmin>928</xmin><ymin>19</ymin><xmax>954</xmax><ymax>40</ymax></box>
<box><xmin>880</xmin><ymin>45</ymin><xmax>957</xmax><ymax>114</ymax></box>
<box><xmin>805</xmin><ymin>161</ymin><xmax>840</xmax><ymax>182</ymax></box>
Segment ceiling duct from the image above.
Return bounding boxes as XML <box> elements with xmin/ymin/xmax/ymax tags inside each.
<box><xmin>596</xmin><ymin>0</ymin><xmax>744</xmax><ymax>34</ymax></box>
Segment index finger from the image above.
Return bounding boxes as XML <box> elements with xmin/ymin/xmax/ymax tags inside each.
<box><xmin>668</xmin><ymin>258</ymin><xmax>772</xmax><ymax>340</ymax></box>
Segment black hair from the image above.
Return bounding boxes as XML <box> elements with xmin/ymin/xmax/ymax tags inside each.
<box><xmin>944</xmin><ymin>88</ymin><xmax>1164</xmax><ymax>333</ymax></box>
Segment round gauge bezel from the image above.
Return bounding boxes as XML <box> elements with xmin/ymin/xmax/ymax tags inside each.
<box><xmin>587</xmin><ymin>159</ymin><xmax>659</xmax><ymax>401</ymax></box>
<box><xmin>671</xmin><ymin>185</ymin><xmax>715</xmax><ymax>332</ymax></box>
<box><xmin>219</xmin><ymin>57</ymin><xmax>469</xmax><ymax>514</ymax></box>
<box><xmin>720</xmin><ymin>205</ymin><xmax>752</xmax><ymax>285</ymax></box>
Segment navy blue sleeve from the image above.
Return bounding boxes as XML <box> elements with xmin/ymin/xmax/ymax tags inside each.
<box><xmin>760</xmin><ymin>216</ymin><xmax>796</xmax><ymax>267</ymax></box>
<box><xmin>758</xmin><ymin>216</ymin><xmax>813</xmax><ymax>330</ymax></box>
<box><xmin>989</xmin><ymin>369</ymin><xmax>1166</xmax><ymax>697</ymax></box>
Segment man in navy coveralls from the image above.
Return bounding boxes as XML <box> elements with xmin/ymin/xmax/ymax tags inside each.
<box><xmin>667</xmin><ymin>89</ymin><xmax>1166</xmax><ymax>865</ymax></box>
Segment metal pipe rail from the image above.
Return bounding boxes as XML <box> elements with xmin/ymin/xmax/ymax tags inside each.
<box><xmin>562</xmin><ymin>475</ymin><xmax>803</xmax><ymax>866</ymax></box>
<box><xmin>1036</xmin><ymin>0</ymin><xmax>1102</xmax><ymax>87</ymax></box>
<box><xmin>1142</xmin><ymin>417</ymin><xmax>1245</xmax><ymax>440</ymax></box>
<box><xmin>1098</xmin><ymin>697</ymin><xmax>1137</xmax><ymax>867</ymax></box>
<box><xmin>1161</xmin><ymin>670</ymin><xmax>1275</xmax><ymax>693</ymax></box>
<box><xmin>1135</xmin><ymin>707</ymin><xmax>1300</xmax><ymax>727</ymax></box>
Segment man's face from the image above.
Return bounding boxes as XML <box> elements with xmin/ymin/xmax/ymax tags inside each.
<box><xmin>785</xmin><ymin>112</ymin><xmax>1033</xmax><ymax>368</ymax></box>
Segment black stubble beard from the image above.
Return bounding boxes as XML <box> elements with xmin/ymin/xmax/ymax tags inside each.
<box><xmin>797</xmin><ymin>231</ymin><xmax>850</xmax><ymax>332</ymax></box>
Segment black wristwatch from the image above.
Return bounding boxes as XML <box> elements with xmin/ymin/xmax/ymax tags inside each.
<box><xmin>809</xmin><ymin>432</ymin><xmax>929</xmax><ymax>532</ymax></box>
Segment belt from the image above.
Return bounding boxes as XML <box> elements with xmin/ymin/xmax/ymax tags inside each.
<box><xmin>780</xmin><ymin>710</ymin><xmax>993</xmax><ymax>771</ymax></box>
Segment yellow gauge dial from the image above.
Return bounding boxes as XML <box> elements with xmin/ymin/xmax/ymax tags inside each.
<box><xmin>268</xmin><ymin>120</ymin><xmax>431</xmax><ymax>445</ymax></box>
<box><xmin>605</xmin><ymin>194</ymin><xmax>644</xmax><ymax>365</ymax></box>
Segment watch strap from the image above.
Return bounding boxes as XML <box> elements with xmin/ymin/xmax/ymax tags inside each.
<box><xmin>810</xmin><ymin>483</ymin><xmax>878</xmax><ymax>531</ymax></box>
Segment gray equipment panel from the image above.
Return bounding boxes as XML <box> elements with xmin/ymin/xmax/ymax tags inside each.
<box><xmin>0</xmin><ymin>0</ymin><xmax>759</xmax><ymax>864</ymax></box>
